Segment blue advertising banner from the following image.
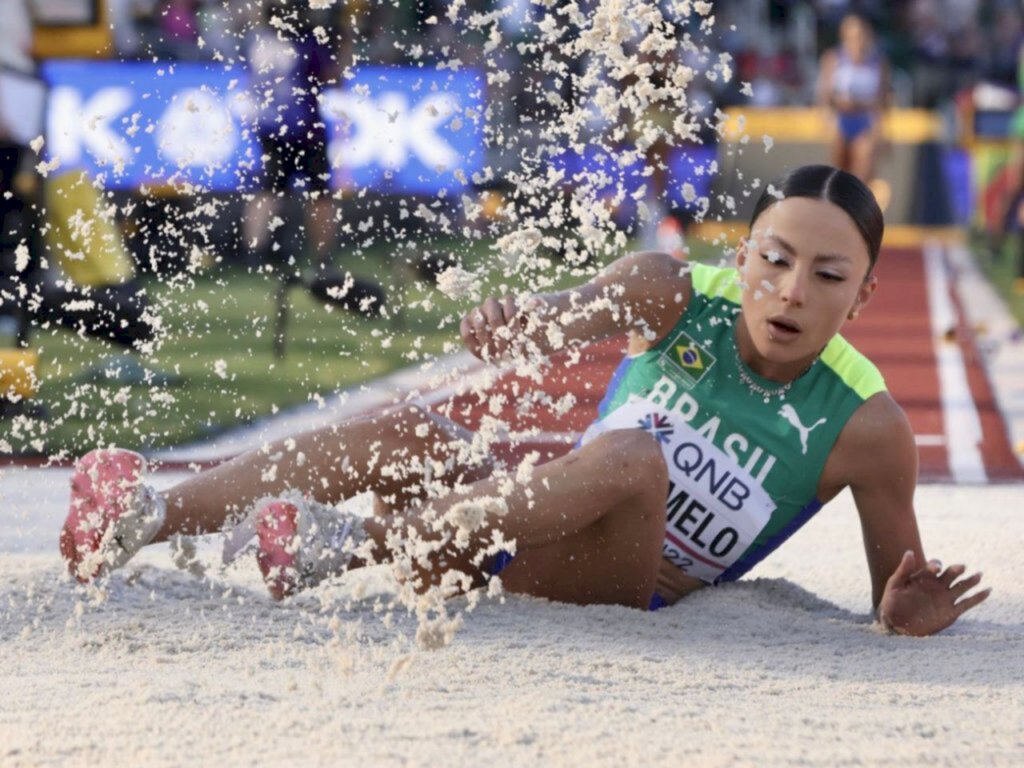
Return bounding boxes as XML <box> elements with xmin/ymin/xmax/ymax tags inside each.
<box><xmin>41</xmin><ymin>61</ymin><xmax>487</xmax><ymax>195</ymax></box>
<box><xmin>553</xmin><ymin>145</ymin><xmax>717</xmax><ymax>211</ymax></box>
<box><xmin>322</xmin><ymin>66</ymin><xmax>487</xmax><ymax>194</ymax></box>
<box><xmin>42</xmin><ymin>60</ymin><xmax>258</xmax><ymax>191</ymax></box>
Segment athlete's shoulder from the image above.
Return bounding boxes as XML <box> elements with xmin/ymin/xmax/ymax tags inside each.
<box><xmin>821</xmin><ymin>390</ymin><xmax>915</xmax><ymax>496</ymax></box>
<box><xmin>606</xmin><ymin>250</ymin><xmax>690</xmax><ymax>285</ymax></box>
<box><xmin>602</xmin><ymin>251</ymin><xmax>693</xmax><ymax>347</ymax></box>
<box><xmin>845</xmin><ymin>391</ymin><xmax>916</xmax><ymax>481</ymax></box>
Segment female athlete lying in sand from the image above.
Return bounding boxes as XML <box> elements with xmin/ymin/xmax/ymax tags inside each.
<box><xmin>61</xmin><ymin>165</ymin><xmax>989</xmax><ymax>636</ymax></box>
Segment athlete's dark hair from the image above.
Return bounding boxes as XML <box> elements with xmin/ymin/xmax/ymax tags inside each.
<box><xmin>748</xmin><ymin>165</ymin><xmax>884</xmax><ymax>272</ymax></box>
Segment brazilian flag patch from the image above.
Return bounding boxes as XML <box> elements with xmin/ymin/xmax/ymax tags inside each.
<box><xmin>657</xmin><ymin>330</ymin><xmax>716</xmax><ymax>387</ymax></box>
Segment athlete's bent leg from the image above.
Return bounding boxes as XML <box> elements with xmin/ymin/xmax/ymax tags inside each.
<box><xmin>361</xmin><ymin>428</ymin><xmax>669</xmax><ymax>609</ymax></box>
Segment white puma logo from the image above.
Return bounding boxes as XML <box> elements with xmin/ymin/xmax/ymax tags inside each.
<box><xmin>778</xmin><ymin>404</ymin><xmax>827</xmax><ymax>455</ymax></box>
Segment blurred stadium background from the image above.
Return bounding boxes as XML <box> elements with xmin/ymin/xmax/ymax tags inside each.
<box><xmin>2</xmin><ymin>0</ymin><xmax>1023</xmax><ymax>454</ymax></box>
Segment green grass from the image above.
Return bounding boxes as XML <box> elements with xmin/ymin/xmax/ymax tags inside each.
<box><xmin>971</xmin><ymin>231</ymin><xmax>1024</xmax><ymax>324</ymax></box>
<box><xmin>9</xmin><ymin>234</ymin><xmax>723</xmax><ymax>455</ymax></box>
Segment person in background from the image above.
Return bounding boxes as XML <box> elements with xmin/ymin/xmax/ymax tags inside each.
<box><xmin>152</xmin><ymin>0</ymin><xmax>200</xmax><ymax>59</ymax></box>
<box><xmin>245</xmin><ymin>1</ymin><xmax>385</xmax><ymax>316</ymax></box>
<box><xmin>0</xmin><ymin>0</ymin><xmax>36</xmax><ymax>349</ymax></box>
<box><xmin>816</xmin><ymin>13</ymin><xmax>891</xmax><ymax>187</ymax></box>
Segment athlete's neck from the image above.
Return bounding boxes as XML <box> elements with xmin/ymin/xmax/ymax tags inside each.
<box><xmin>734</xmin><ymin>317</ymin><xmax>820</xmax><ymax>383</ymax></box>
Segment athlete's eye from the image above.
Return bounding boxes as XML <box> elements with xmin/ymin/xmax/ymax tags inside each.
<box><xmin>818</xmin><ymin>272</ymin><xmax>845</xmax><ymax>282</ymax></box>
<box><xmin>760</xmin><ymin>251</ymin><xmax>787</xmax><ymax>267</ymax></box>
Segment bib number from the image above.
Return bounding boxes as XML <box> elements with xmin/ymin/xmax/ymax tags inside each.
<box><xmin>581</xmin><ymin>397</ymin><xmax>776</xmax><ymax>584</ymax></box>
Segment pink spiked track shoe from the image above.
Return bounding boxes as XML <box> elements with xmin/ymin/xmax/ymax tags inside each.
<box><xmin>256</xmin><ymin>499</ymin><xmax>303</xmax><ymax>601</ymax></box>
<box><xmin>255</xmin><ymin>494</ymin><xmax>365</xmax><ymax>601</ymax></box>
<box><xmin>60</xmin><ymin>448</ymin><xmax>165</xmax><ymax>583</ymax></box>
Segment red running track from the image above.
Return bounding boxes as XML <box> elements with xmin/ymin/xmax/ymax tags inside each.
<box><xmin>438</xmin><ymin>247</ymin><xmax>1024</xmax><ymax>484</ymax></box>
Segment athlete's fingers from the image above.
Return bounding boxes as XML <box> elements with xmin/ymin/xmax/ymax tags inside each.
<box><xmin>494</xmin><ymin>296</ymin><xmax>520</xmax><ymax>351</ymax></box>
<box><xmin>460</xmin><ymin>312</ymin><xmax>486</xmax><ymax>359</ymax></box>
<box><xmin>479</xmin><ymin>297</ymin><xmax>515</xmax><ymax>357</ymax></box>
<box><xmin>482</xmin><ymin>296</ymin><xmax>505</xmax><ymax>329</ymax></box>
<box><xmin>887</xmin><ymin>550</ymin><xmax>917</xmax><ymax>586</ymax></box>
<box><xmin>469</xmin><ymin>306</ymin><xmax>491</xmax><ymax>350</ymax></box>
<box><xmin>939</xmin><ymin>563</ymin><xmax>966</xmax><ymax>586</ymax></box>
<box><xmin>459</xmin><ymin>315</ymin><xmax>476</xmax><ymax>353</ymax></box>
<box><xmin>954</xmin><ymin>587</ymin><xmax>992</xmax><ymax>615</ymax></box>
<box><xmin>501</xmin><ymin>295</ymin><xmax>517</xmax><ymax>326</ymax></box>
<box><xmin>927</xmin><ymin>558</ymin><xmax>943</xmax><ymax>575</ymax></box>
<box><xmin>459</xmin><ymin>312</ymin><xmax>477</xmax><ymax>348</ymax></box>
<box><xmin>950</xmin><ymin>571</ymin><xmax>983</xmax><ymax>597</ymax></box>
<box><xmin>495</xmin><ymin>296</ymin><xmax>520</xmax><ymax>355</ymax></box>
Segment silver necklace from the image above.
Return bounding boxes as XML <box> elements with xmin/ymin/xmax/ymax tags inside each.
<box><xmin>732</xmin><ymin>340</ymin><xmax>816</xmax><ymax>404</ymax></box>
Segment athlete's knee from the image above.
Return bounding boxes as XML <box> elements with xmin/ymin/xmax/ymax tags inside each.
<box><xmin>587</xmin><ymin>428</ymin><xmax>668</xmax><ymax>493</ymax></box>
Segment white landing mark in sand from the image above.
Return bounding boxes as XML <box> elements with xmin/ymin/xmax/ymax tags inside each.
<box><xmin>923</xmin><ymin>241</ymin><xmax>986</xmax><ymax>483</ymax></box>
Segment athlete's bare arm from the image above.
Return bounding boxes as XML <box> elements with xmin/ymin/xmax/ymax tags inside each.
<box><xmin>815</xmin><ymin>50</ymin><xmax>838</xmax><ymax>108</ymax></box>
<box><xmin>835</xmin><ymin>394</ymin><xmax>923</xmax><ymax>602</ymax></box>
<box><xmin>460</xmin><ymin>251</ymin><xmax>692</xmax><ymax>361</ymax></box>
<box><xmin>827</xmin><ymin>393</ymin><xmax>990</xmax><ymax>636</ymax></box>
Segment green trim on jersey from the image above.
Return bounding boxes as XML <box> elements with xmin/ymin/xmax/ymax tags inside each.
<box><xmin>691</xmin><ymin>260</ymin><xmax>743</xmax><ymax>302</ymax></box>
<box><xmin>596</xmin><ymin>261</ymin><xmax>887</xmax><ymax>581</ymax></box>
<box><xmin>820</xmin><ymin>334</ymin><xmax>886</xmax><ymax>401</ymax></box>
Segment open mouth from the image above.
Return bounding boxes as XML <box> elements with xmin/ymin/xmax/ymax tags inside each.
<box><xmin>767</xmin><ymin>316</ymin><xmax>802</xmax><ymax>337</ymax></box>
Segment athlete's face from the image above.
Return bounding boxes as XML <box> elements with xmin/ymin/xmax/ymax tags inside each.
<box><xmin>735</xmin><ymin>197</ymin><xmax>877</xmax><ymax>376</ymax></box>
<box><xmin>840</xmin><ymin>17</ymin><xmax>871</xmax><ymax>61</ymax></box>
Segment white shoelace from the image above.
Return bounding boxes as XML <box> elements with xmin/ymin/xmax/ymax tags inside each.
<box><xmin>221</xmin><ymin>494</ymin><xmax>366</xmax><ymax>575</ymax></box>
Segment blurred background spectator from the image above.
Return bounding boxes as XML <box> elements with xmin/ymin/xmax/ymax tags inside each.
<box><xmin>0</xmin><ymin>0</ymin><xmax>41</xmax><ymax>352</ymax></box>
<box><xmin>243</xmin><ymin>1</ymin><xmax>385</xmax><ymax>317</ymax></box>
<box><xmin>0</xmin><ymin>0</ymin><xmax>33</xmax><ymax>74</ymax></box>
<box><xmin>816</xmin><ymin>13</ymin><xmax>891</xmax><ymax>183</ymax></box>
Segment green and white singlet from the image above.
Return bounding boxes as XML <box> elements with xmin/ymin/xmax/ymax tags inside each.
<box><xmin>580</xmin><ymin>262</ymin><xmax>886</xmax><ymax>585</ymax></box>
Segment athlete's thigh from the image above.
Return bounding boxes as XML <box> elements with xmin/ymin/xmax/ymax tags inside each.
<box><xmin>498</xmin><ymin>510</ymin><xmax>663</xmax><ymax>609</ymax></box>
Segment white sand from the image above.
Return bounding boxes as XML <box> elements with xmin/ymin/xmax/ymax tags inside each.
<box><xmin>1</xmin><ymin>472</ymin><xmax>1022</xmax><ymax>767</ymax></box>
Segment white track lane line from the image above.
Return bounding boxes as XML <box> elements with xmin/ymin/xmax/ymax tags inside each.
<box><xmin>152</xmin><ymin>350</ymin><xmax>486</xmax><ymax>463</ymax></box>
<box><xmin>923</xmin><ymin>242</ymin><xmax>987</xmax><ymax>483</ymax></box>
<box><xmin>945</xmin><ymin>242</ymin><xmax>1024</xmax><ymax>469</ymax></box>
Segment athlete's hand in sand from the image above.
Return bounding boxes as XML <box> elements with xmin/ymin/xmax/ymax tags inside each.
<box><xmin>877</xmin><ymin>551</ymin><xmax>990</xmax><ymax>637</ymax></box>
<box><xmin>460</xmin><ymin>296</ymin><xmax>548</xmax><ymax>361</ymax></box>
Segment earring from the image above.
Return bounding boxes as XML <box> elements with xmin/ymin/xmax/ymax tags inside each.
<box><xmin>848</xmin><ymin>309</ymin><xmax>859</xmax><ymax>320</ymax></box>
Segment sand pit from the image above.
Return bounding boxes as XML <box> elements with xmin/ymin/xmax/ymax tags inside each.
<box><xmin>1</xmin><ymin>473</ymin><xmax>1021</xmax><ymax>766</ymax></box>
